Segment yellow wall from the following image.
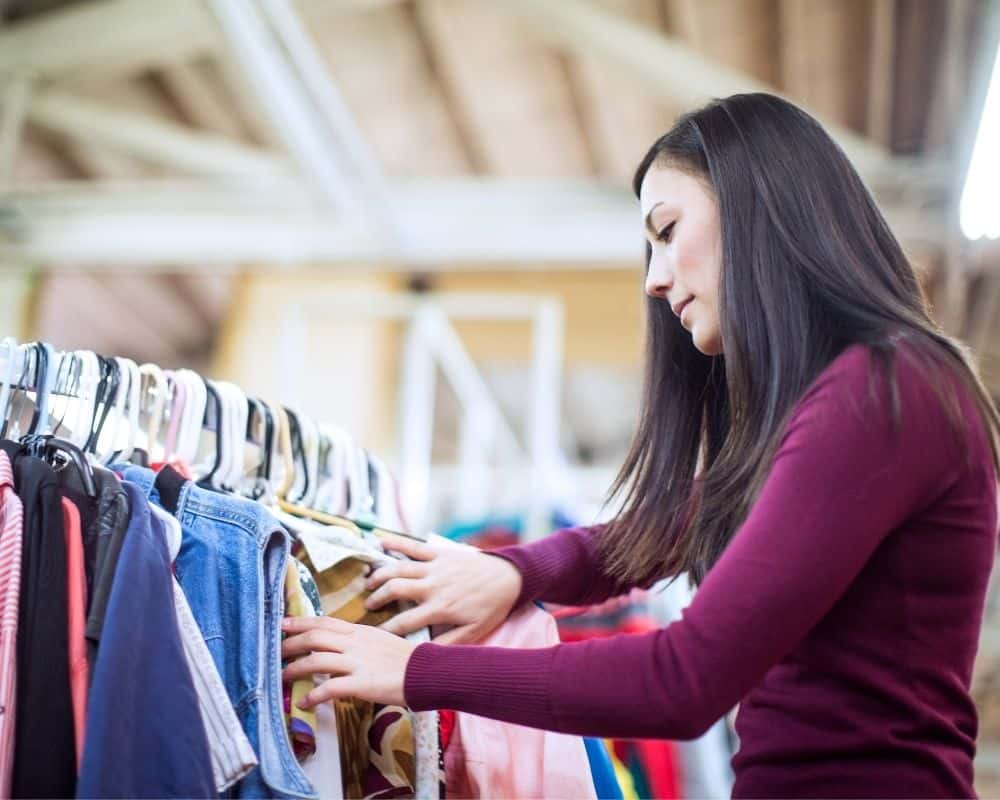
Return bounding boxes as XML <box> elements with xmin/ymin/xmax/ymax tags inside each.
<box><xmin>213</xmin><ymin>266</ymin><xmax>647</xmax><ymax>452</ymax></box>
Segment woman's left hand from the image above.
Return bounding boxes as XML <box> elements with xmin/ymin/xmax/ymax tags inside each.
<box><xmin>281</xmin><ymin>616</ymin><xmax>418</xmax><ymax>709</ymax></box>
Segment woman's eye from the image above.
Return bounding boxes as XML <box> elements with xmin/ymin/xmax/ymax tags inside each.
<box><xmin>656</xmin><ymin>222</ymin><xmax>675</xmax><ymax>243</ymax></box>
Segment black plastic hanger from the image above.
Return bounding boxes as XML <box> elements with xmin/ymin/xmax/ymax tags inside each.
<box><xmin>22</xmin><ymin>433</ymin><xmax>97</xmax><ymax>497</ymax></box>
<box><xmin>26</xmin><ymin>343</ymin><xmax>48</xmax><ymax>435</ymax></box>
<box><xmin>197</xmin><ymin>380</ymin><xmax>224</xmax><ymax>489</ymax></box>
<box><xmin>85</xmin><ymin>356</ymin><xmax>120</xmax><ymax>454</ymax></box>
<box><xmin>285</xmin><ymin>408</ymin><xmax>310</xmax><ymax>504</ymax></box>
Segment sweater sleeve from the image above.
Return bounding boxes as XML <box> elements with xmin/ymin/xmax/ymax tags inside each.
<box><xmin>487</xmin><ymin>524</ymin><xmax>650</xmax><ymax>607</ymax></box>
<box><xmin>405</xmin><ymin>346</ymin><xmax>967</xmax><ymax>739</ymax></box>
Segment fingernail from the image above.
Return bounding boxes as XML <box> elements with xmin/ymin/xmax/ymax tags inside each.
<box><xmin>282</xmin><ymin>619</ymin><xmax>291</xmax><ymax>630</ymax></box>
<box><xmin>297</xmin><ymin>695</ymin><xmax>313</xmax><ymax>710</ymax></box>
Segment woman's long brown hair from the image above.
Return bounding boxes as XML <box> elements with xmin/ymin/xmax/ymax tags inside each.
<box><xmin>602</xmin><ymin>93</ymin><xmax>1000</xmax><ymax>586</ymax></box>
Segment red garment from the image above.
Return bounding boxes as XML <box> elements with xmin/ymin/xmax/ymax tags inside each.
<box><xmin>439</xmin><ymin>710</ymin><xmax>456</xmax><ymax>752</ymax></box>
<box><xmin>61</xmin><ymin>497</ymin><xmax>88</xmax><ymax>769</ymax></box>
<box><xmin>151</xmin><ymin>459</ymin><xmax>193</xmax><ymax>480</ymax></box>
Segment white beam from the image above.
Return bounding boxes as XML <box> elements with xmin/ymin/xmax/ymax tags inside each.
<box><xmin>0</xmin><ymin>178</ymin><xmax>946</xmax><ymax>270</ymax></box>
<box><xmin>21</xmin><ymin>89</ymin><xmax>292</xmax><ymax>179</ymax></box>
<box><xmin>0</xmin><ymin>0</ymin><xmax>220</xmax><ymax>81</ymax></box>
<box><xmin>501</xmin><ymin>0</ymin><xmax>943</xmax><ymax>191</ymax></box>
<box><xmin>207</xmin><ymin>0</ymin><xmax>358</xmax><ymax>212</ymax></box>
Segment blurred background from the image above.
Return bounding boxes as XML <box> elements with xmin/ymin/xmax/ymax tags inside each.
<box><xmin>2</xmin><ymin>0</ymin><xmax>1000</xmax><ymax>794</ymax></box>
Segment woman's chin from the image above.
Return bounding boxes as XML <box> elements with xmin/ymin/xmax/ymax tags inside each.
<box><xmin>692</xmin><ymin>330</ymin><xmax>723</xmax><ymax>357</ymax></box>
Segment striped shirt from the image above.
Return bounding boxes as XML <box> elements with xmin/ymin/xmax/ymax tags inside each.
<box><xmin>0</xmin><ymin>451</ymin><xmax>24</xmax><ymax>798</ymax></box>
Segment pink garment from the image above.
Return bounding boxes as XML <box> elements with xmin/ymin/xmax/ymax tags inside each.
<box><xmin>444</xmin><ymin>603</ymin><xmax>596</xmax><ymax>799</ymax></box>
<box><xmin>61</xmin><ymin>498</ymin><xmax>88</xmax><ymax>770</ymax></box>
<box><xmin>0</xmin><ymin>451</ymin><xmax>24</xmax><ymax>799</ymax></box>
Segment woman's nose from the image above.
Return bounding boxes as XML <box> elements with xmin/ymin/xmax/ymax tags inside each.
<box><xmin>645</xmin><ymin>259</ymin><xmax>673</xmax><ymax>299</ymax></box>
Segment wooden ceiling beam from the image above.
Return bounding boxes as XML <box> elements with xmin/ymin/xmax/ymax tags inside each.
<box><xmin>156</xmin><ymin>61</ymin><xmax>249</xmax><ymax>141</ymax></box>
<box><xmin>866</xmin><ymin>0</ymin><xmax>896</xmax><ymax>149</ymax></box>
<box><xmin>501</xmin><ymin>0</ymin><xmax>939</xmax><ymax>192</ymax></box>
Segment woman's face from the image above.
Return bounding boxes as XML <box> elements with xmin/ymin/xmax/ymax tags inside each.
<box><xmin>639</xmin><ymin>163</ymin><xmax>723</xmax><ymax>356</ymax></box>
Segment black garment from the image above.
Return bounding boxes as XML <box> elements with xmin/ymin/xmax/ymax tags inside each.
<box><xmin>153</xmin><ymin>464</ymin><xmax>186</xmax><ymax>514</ymax></box>
<box><xmin>0</xmin><ymin>440</ymin><xmax>77</xmax><ymax>798</ymax></box>
<box><xmin>74</xmin><ymin>466</ymin><xmax>129</xmax><ymax>667</ymax></box>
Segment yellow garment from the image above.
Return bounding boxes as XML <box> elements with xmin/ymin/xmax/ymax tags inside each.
<box><xmin>283</xmin><ymin>557</ymin><xmax>317</xmax><ymax>761</ymax></box>
<box><xmin>298</xmin><ymin>550</ymin><xmax>404</xmax><ymax>626</ymax></box>
<box><xmin>607</xmin><ymin>741</ymin><xmax>639</xmax><ymax>800</ymax></box>
<box><xmin>296</xmin><ymin>549</ymin><xmax>416</xmax><ymax>798</ymax></box>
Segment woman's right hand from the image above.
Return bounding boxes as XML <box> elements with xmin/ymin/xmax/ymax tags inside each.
<box><xmin>364</xmin><ymin>534</ymin><xmax>523</xmax><ymax>645</ymax></box>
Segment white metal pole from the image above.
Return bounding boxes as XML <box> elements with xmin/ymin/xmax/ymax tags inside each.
<box><xmin>398</xmin><ymin>310</ymin><xmax>436</xmax><ymax>535</ymax></box>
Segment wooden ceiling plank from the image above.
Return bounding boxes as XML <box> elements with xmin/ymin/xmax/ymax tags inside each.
<box><xmin>409</xmin><ymin>0</ymin><xmax>593</xmax><ymax>177</ymax></box>
<box><xmin>157</xmin><ymin>60</ymin><xmax>249</xmax><ymax>141</ymax></box>
<box><xmin>867</xmin><ymin>0</ymin><xmax>897</xmax><ymax>149</ymax></box>
<box><xmin>502</xmin><ymin>0</ymin><xmax>929</xmax><ymax>190</ymax></box>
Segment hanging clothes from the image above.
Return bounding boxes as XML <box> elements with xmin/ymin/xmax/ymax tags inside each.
<box><xmin>60</xmin><ymin>497</ymin><xmax>88</xmax><ymax>769</ymax></box>
<box><xmin>290</xmin><ymin>516</ymin><xmax>442</xmax><ymax>799</ymax></box>
<box><xmin>0</xmin><ymin>451</ymin><xmax>24</xmax><ymax>799</ymax></box>
<box><xmin>153</xmin><ymin>502</ymin><xmax>258</xmax><ymax>793</ymax></box>
<box><xmin>0</xmin><ymin>441</ymin><xmax>76</xmax><ymax>799</ymax></box>
<box><xmin>440</xmin><ymin>602</ymin><xmax>596</xmax><ymax>800</ymax></box>
<box><xmin>121</xmin><ymin>464</ymin><xmax>317</xmax><ymax>800</ymax></box>
<box><xmin>283</xmin><ymin>556</ymin><xmax>318</xmax><ymax>762</ymax></box>
<box><xmin>77</xmin><ymin>481</ymin><xmax>214</xmax><ymax>799</ymax></box>
<box><xmin>293</xmin><ymin>525</ymin><xmax>418</xmax><ymax>799</ymax></box>
<box><xmin>78</xmin><ymin>467</ymin><xmax>130</xmax><ymax>672</ymax></box>
<box><xmin>287</xmin><ymin>559</ymin><xmax>345</xmax><ymax>800</ymax></box>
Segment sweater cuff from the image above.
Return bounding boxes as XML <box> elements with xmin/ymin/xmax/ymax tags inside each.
<box><xmin>404</xmin><ymin>641</ymin><xmax>556</xmax><ymax>727</ymax></box>
<box><xmin>487</xmin><ymin>546</ymin><xmax>552</xmax><ymax>608</ymax></box>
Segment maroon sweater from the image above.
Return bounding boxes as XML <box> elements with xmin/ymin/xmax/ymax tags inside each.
<box><xmin>405</xmin><ymin>344</ymin><xmax>999</xmax><ymax>798</ymax></box>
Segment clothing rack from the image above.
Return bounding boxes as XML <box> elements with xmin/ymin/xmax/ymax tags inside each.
<box><xmin>0</xmin><ymin>337</ymin><xmax>421</xmax><ymax>540</ymax></box>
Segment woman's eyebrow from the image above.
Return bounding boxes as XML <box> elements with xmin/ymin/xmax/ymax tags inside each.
<box><xmin>644</xmin><ymin>202</ymin><xmax>665</xmax><ymax>237</ymax></box>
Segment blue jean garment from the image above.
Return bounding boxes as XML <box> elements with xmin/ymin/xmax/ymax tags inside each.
<box><xmin>122</xmin><ymin>466</ymin><xmax>317</xmax><ymax>800</ymax></box>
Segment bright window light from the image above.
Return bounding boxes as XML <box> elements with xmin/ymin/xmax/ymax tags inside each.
<box><xmin>960</xmin><ymin>41</ymin><xmax>1000</xmax><ymax>240</ymax></box>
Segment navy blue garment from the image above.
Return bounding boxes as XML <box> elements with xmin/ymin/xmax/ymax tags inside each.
<box><xmin>584</xmin><ymin>738</ymin><xmax>623</xmax><ymax>800</ymax></box>
<box><xmin>77</xmin><ymin>482</ymin><xmax>214</xmax><ymax>799</ymax></box>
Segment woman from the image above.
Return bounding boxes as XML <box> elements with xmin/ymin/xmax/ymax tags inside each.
<box><xmin>282</xmin><ymin>93</ymin><xmax>1000</xmax><ymax>797</ymax></box>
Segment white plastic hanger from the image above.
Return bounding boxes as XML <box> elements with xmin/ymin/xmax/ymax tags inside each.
<box><xmin>96</xmin><ymin>357</ymin><xmax>128</xmax><ymax>462</ymax></box>
<box><xmin>0</xmin><ymin>338</ymin><xmax>20</xmax><ymax>433</ymax></box>
<box><xmin>138</xmin><ymin>363</ymin><xmax>168</xmax><ymax>461</ymax></box>
<box><xmin>300</xmin><ymin>412</ymin><xmax>321</xmax><ymax>508</ymax></box>
<box><xmin>33</xmin><ymin>342</ymin><xmax>59</xmax><ymax>436</ymax></box>
<box><xmin>69</xmin><ymin>350</ymin><xmax>100</xmax><ymax>448</ymax></box>
<box><xmin>371</xmin><ymin>454</ymin><xmax>405</xmax><ymax>531</ymax></box>
<box><xmin>0</xmin><ymin>339</ymin><xmax>25</xmax><ymax>440</ymax></box>
<box><xmin>203</xmin><ymin>379</ymin><xmax>237</xmax><ymax>491</ymax></box>
<box><xmin>176</xmin><ymin>370</ymin><xmax>206</xmax><ymax>467</ymax></box>
<box><xmin>346</xmin><ymin>441</ymin><xmax>372</xmax><ymax>520</ymax></box>
<box><xmin>231</xmin><ymin>384</ymin><xmax>249</xmax><ymax>491</ymax></box>
<box><xmin>107</xmin><ymin>357</ymin><xmax>140</xmax><ymax>463</ymax></box>
<box><xmin>316</xmin><ymin>423</ymin><xmax>350</xmax><ymax>515</ymax></box>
